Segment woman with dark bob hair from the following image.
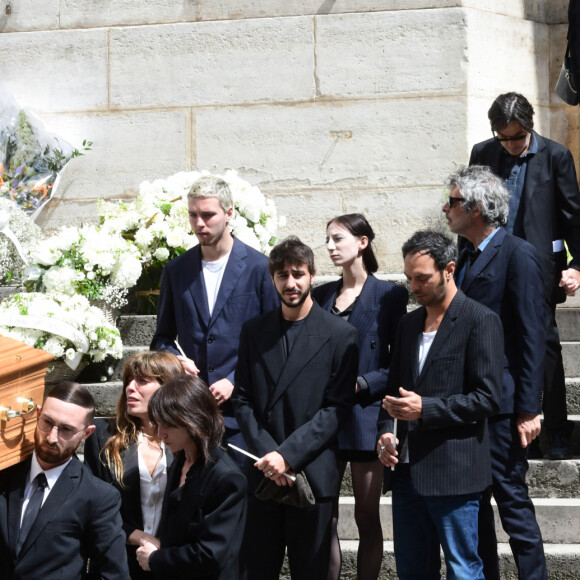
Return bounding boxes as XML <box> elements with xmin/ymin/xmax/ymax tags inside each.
<box><xmin>136</xmin><ymin>374</ymin><xmax>247</xmax><ymax>580</ymax></box>
<box><xmin>84</xmin><ymin>350</ymin><xmax>185</xmax><ymax>579</ymax></box>
<box><xmin>313</xmin><ymin>213</ymin><xmax>408</xmax><ymax>580</ymax></box>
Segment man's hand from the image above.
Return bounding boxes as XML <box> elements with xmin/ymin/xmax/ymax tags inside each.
<box><xmin>376</xmin><ymin>432</ymin><xmax>399</xmax><ymax>469</ymax></box>
<box><xmin>209</xmin><ymin>378</ymin><xmax>234</xmax><ymax>405</ymax></box>
<box><xmin>255</xmin><ymin>451</ymin><xmax>294</xmax><ymax>487</ymax></box>
<box><xmin>517</xmin><ymin>413</ymin><xmax>541</xmax><ymax>448</ymax></box>
<box><xmin>383</xmin><ymin>387</ymin><xmax>422</xmax><ymax>420</ymax></box>
<box><xmin>136</xmin><ymin>539</ymin><xmax>158</xmax><ymax>571</ymax></box>
<box><xmin>559</xmin><ymin>268</ymin><xmax>580</xmax><ymax>296</ymax></box>
<box><xmin>177</xmin><ymin>355</ymin><xmax>200</xmax><ymax>375</ymax></box>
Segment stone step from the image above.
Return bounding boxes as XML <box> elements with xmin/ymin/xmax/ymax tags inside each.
<box><xmin>337</xmin><ymin>496</ymin><xmax>580</xmax><ymax>544</ymax></box>
<box><xmin>562</xmin><ymin>343</ymin><xmax>580</xmax><ymax>377</ymax></box>
<box><xmin>567</xmin><ymin>378</ymin><xmax>580</xmax><ymax>414</ymax></box>
<box><xmin>556</xmin><ymin>307</ymin><xmax>580</xmax><ymax>342</ymax></box>
<box><xmin>340</xmin><ymin>459</ymin><xmax>580</xmax><ymax>499</ymax></box>
<box><xmin>306</xmin><ymin>541</ymin><xmax>580</xmax><ymax>580</ymax></box>
<box><xmin>117</xmin><ymin>314</ymin><xmax>157</xmax><ymax>348</ymax></box>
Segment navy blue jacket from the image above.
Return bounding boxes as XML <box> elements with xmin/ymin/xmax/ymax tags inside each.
<box><xmin>151</xmin><ymin>237</ymin><xmax>279</xmax><ymax>427</ymax></box>
<box><xmin>313</xmin><ymin>275</ymin><xmax>408</xmax><ymax>452</ymax></box>
<box><xmin>457</xmin><ymin>228</ymin><xmax>546</xmax><ymax>415</ymax></box>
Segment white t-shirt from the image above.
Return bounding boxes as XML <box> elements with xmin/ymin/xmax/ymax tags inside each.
<box><xmin>399</xmin><ymin>330</ymin><xmax>437</xmax><ymax>464</ymax></box>
<box><xmin>202</xmin><ymin>252</ymin><xmax>231</xmax><ymax>316</ymax></box>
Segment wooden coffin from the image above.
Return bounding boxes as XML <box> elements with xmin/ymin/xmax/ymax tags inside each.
<box><xmin>0</xmin><ymin>335</ymin><xmax>54</xmax><ymax>471</ymax></box>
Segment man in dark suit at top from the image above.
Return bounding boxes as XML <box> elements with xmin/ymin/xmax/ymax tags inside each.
<box><xmin>470</xmin><ymin>92</ymin><xmax>580</xmax><ymax>458</ymax></box>
<box><xmin>232</xmin><ymin>236</ymin><xmax>359</xmax><ymax>579</ymax></box>
<box><xmin>443</xmin><ymin>165</ymin><xmax>547</xmax><ymax>580</ymax></box>
<box><xmin>0</xmin><ymin>382</ymin><xmax>128</xmax><ymax>579</ymax></box>
<box><xmin>151</xmin><ymin>174</ymin><xmax>279</xmax><ymax>453</ymax></box>
<box><xmin>377</xmin><ymin>230</ymin><xmax>503</xmax><ymax>580</ymax></box>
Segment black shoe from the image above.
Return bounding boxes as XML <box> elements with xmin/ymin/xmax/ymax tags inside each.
<box><xmin>548</xmin><ymin>422</ymin><xmax>574</xmax><ymax>460</ymax></box>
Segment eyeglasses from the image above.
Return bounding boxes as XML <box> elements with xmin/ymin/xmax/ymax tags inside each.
<box><xmin>493</xmin><ymin>132</ymin><xmax>528</xmax><ymax>143</ymax></box>
<box><xmin>37</xmin><ymin>416</ymin><xmax>84</xmax><ymax>440</ymax></box>
<box><xmin>447</xmin><ymin>196</ymin><xmax>465</xmax><ymax>208</ymax></box>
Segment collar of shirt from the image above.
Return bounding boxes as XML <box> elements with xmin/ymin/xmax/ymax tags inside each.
<box><xmin>476</xmin><ymin>227</ymin><xmax>499</xmax><ymax>253</ymax></box>
<box><xmin>28</xmin><ymin>451</ymin><xmax>72</xmax><ymax>496</ymax></box>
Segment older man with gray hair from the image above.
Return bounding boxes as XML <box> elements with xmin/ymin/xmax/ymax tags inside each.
<box><xmin>443</xmin><ymin>164</ymin><xmax>548</xmax><ymax>580</ymax></box>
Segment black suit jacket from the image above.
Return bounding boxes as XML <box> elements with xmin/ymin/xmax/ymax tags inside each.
<box><xmin>470</xmin><ymin>133</ymin><xmax>580</xmax><ymax>303</ymax></box>
<box><xmin>378</xmin><ymin>291</ymin><xmax>503</xmax><ymax>496</ymax></box>
<box><xmin>313</xmin><ymin>275</ymin><xmax>408</xmax><ymax>451</ymax></box>
<box><xmin>84</xmin><ymin>419</ymin><xmax>174</xmax><ymax>579</ymax></box>
<box><xmin>84</xmin><ymin>419</ymin><xmax>174</xmax><ymax>539</ymax></box>
<box><xmin>151</xmin><ymin>237</ymin><xmax>279</xmax><ymax>427</ymax></box>
<box><xmin>232</xmin><ymin>302</ymin><xmax>359</xmax><ymax>498</ymax></box>
<box><xmin>0</xmin><ymin>455</ymin><xmax>128</xmax><ymax>579</ymax></box>
<box><xmin>458</xmin><ymin>228</ymin><xmax>546</xmax><ymax>415</ymax></box>
<box><xmin>149</xmin><ymin>447</ymin><xmax>247</xmax><ymax>580</ymax></box>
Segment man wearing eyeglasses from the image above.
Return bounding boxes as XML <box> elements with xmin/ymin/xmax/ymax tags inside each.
<box><xmin>0</xmin><ymin>382</ymin><xmax>129</xmax><ymax>579</ymax></box>
<box><xmin>469</xmin><ymin>91</ymin><xmax>580</xmax><ymax>459</ymax></box>
<box><xmin>443</xmin><ymin>165</ymin><xmax>547</xmax><ymax>580</ymax></box>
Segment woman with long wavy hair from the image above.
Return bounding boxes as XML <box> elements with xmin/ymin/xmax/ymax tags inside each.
<box><xmin>84</xmin><ymin>350</ymin><xmax>185</xmax><ymax>579</ymax></box>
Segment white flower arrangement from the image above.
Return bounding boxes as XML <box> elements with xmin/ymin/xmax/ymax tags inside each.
<box><xmin>0</xmin><ymin>292</ymin><xmax>122</xmax><ymax>368</ymax></box>
<box><xmin>24</xmin><ymin>223</ymin><xmax>142</xmax><ymax>309</ymax></box>
<box><xmin>97</xmin><ymin>169</ymin><xmax>283</xmax><ymax>275</ymax></box>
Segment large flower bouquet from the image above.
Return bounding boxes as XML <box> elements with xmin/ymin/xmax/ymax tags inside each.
<box><xmin>97</xmin><ymin>169</ymin><xmax>283</xmax><ymax>312</ymax></box>
<box><xmin>24</xmin><ymin>224</ymin><xmax>142</xmax><ymax>310</ymax></box>
<box><xmin>0</xmin><ymin>198</ymin><xmax>41</xmax><ymax>284</ymax></box>
<box><xmin>0</xmin><ymin>89</ymin><xmax>91</xmax><ymax>218</ymax></box>
<box><xmin>98</xmin><ymin>169</ymin><xmax>281</xmax><ymax>265</ymax></box>
<box><xmin>0</xmin><ymin>292</ymin><xmax>122</xmax><ymax>369</ymax></box>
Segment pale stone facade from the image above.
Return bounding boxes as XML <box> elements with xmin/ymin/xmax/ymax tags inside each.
<box><xmin>0</xmin><ymin>0</ymin><xmax>577</xmax><ymax>273</ymax></box>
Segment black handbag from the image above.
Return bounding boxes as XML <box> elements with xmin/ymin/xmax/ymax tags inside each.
<box><xmin>556</xmin><ymin>43</ymin><xmax>579</xmax><ymax>106</ymax></box>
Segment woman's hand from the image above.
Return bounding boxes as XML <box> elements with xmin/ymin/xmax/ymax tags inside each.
<box><xmin>136</xmin><ymin>539</ymin><xmax>158</xmax><ymax>571</ymax></box>
<box><xmin>127</xmin><ymin>529</ymin><xmax>160</xmax><ymax>548</ymax></box>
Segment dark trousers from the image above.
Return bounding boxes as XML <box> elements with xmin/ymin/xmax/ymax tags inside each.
<box><xmin>240</xmin><ymin>494</ymin><xmax>333</xmax><ymax>580</ymax></box>
<box><xmin>478</xmin><ymin>415</ymin><xmax>547</xmax><ymax>580</ymax></box>
<box><xmin>542</xmin><ymin>303</ymin><xmax>568</xmax><ymax>432</ymax></box>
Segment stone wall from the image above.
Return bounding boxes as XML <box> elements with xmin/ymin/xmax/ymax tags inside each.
<box><xmin>0</xmin><ymin>0</ymin><xmax>576</xmax><ymax>273</ymax></box>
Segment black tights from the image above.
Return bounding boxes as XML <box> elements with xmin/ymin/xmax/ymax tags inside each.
<box><xmin>327</xmin><ymin>460</ymin><xmax>384</xmax><ymax>580</ymax></box>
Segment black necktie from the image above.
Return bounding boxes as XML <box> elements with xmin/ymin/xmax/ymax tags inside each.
<box><xmin>18</xmin><ymin>472</ymin><xmax>48</xmax><ymax>554</ymax></box>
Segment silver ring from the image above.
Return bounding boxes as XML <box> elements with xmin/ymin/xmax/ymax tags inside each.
<box><xmin>266</xmin><ymin>470</ymin><xmax>272</xmax><ymax>477</ymax></box>
<box><xmin>379</xmin><ymin>446</ymin><xmax>385</xmax><ymax>454</ymax></box>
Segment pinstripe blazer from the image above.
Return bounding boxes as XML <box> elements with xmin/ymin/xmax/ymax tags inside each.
<box><xmin>313</xmin><ymin>275</ymin><xmax>408</xmax><ymax>451</ymax></box>
<box><xmin>378</xmin><ymin>290</ymin><xmax>503</xmax><ymax>496</ymax></box>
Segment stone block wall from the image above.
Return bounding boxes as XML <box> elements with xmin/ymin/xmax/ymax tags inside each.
<box><xmin>0</xmin><ymin>0</ymin><xmax>576</xmax><ymax>273</ymax></box>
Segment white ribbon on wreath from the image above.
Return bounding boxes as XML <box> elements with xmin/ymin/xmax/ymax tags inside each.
<box><xmin>1</xmin><ymin>313</ymin><xmax>89</xmax><ymax>370</ymax></box>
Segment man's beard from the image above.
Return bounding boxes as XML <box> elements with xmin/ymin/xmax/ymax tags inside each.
<box><xmin>279</xmin><ymin>286</ymin><xmax>311</xmax><ymax>309</ymax></box>
<box><xmin>34</xmin><ymin>428</ymin><xmax>78</xmax><ymax>466</ymax></box>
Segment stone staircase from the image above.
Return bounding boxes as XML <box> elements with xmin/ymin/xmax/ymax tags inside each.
<box><xmin>79</xmin><ymin>309</ymin><xmax>580</xmax><ymax>579</ymax></box>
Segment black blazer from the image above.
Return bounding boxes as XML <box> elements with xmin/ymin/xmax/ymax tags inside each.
<box><xmin>313</xmin><ymin>275</ymin><xmax>408</xmax><ymax>451</ymax></box>
<box><xmin>232</xmin><ymin>302</ymin><xmax>359</xmax><ymax>498</ymax></box>
<box><xmin>84</xmin><ymin>419</ymin><xmax>174</xmax><ymax>579</ymax></box>
<box><xmin>470</xmin><ymin>133</ymin><xmax>580</xmax><ymax>303</ymax></box>
<box><xmin>378</xmin><ymin>291</ymin><xmax>503</xmax><ymax>496</ymax></box>
<box><xmin>151</xmin><ymin>237</ymin><xmax>279</xmax><ymax>428</ymax></box>
<box><xmin>458</xmin><ymin>228</ymin><xmax>546</xmax><ymax>415</ymax></box>
<box><xmin>149</xmin><ymin>447</ymin><xmax>247</xmax><ymax>580</ymax></box>
<box><xmin>0</xmin><ymin>455</ymin><xmax>128</xmax><ymax>579</ymax></box>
